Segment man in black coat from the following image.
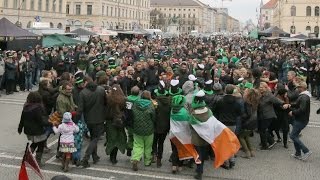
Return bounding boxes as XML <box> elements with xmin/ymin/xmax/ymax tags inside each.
<box><xmin>76</xmin><ymin>77</ymin><xmax>106</xmax><ymax>168</ymax></box>
<box><xmin>289</xmin><ymin>81</ymin><xmax>312</xmax><ymax>160</ymax></box>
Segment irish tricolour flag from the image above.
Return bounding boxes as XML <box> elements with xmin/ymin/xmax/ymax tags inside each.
<box><xmin>170</xmin><ymin>111</ymin><xmax>240</xmax><ymax>168</ymax></box>
<box><xmin>169</xmin><ymin>116</ymin><xmax>201</xmax><ymax>164</ymax></box>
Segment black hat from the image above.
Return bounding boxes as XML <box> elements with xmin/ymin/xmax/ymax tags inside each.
<box><xmin>74</xmin><ymin>72</ymin><xmax>84</xmax><ymax>84</ymax></box>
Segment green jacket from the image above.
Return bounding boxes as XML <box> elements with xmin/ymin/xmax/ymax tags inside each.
<box><xmin>56</xmin><ymin>88</ymin><xmax>76</xmax><ymax>115</ymax></box>
<box><xmin>132</xmin><ymin>99</ymin><xmax>155</xmax><ymax>136</ymax></box>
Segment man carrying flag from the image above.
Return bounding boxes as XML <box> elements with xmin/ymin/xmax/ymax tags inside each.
<box><xmin>169</xmin><ymin>95</ymin><xmax>199</xmax><ymax>174</ymax></box>
<box><xmin>19</xmin><ymin>143</ymin><xmax>44</xmax><ymax>180</ymax></box>
<box><xmin>189</xmin><ymin>90</ymin><xmax>240</xmax><ymax>179</ymax></box>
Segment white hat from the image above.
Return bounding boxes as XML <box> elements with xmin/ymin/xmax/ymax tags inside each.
<box><xmin>159</xmin><ymin>80</ymin><xmax>165</xmax><ymax>89</ymax></box>
<box><xmin>62</xmin><ymin>112</ymin><xmax>72</xmax><ymax>123</ymax></box>
<box><xmin>300</xmin><ymin>67</ymin><xmax>307</xmax><ymax>71</ymax></box>
<box><xmin>188</xmin><ymin>74</ymin><xmax>197</xmax><ymax>81</ymax></box>
<box><xmin>205</xmin><ymin>80</ymin><xmax>213</xmax><ymax>85</ymax></box>
<box><xmin>170</xmin><ymin>79</ymin><xmax>179</xmax><ymax>87</ymax></box>
<box><xmin>198</xmin><ymin>64</ymin><xmax>205</xmax><ymax>70</ymax></box>
<box><xmin>195</xmin><ymin>90</ymin><xmax>205</xmax><ymax>97</ymax></box>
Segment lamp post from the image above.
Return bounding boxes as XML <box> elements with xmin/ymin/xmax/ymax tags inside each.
<box><xmin>16</xmin><ymin>0</ymin><xmax>25</xmax><ymax>27</ymax></box>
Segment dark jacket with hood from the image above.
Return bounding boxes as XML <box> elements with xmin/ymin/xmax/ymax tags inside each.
<box><xmin>18</xmin><ymin>103</ymin><xmax>51</xmax><ymax>136</ymax></box>
<box><xmin>77</xmin><ymin>82</ymin><xmax>106</xmax><ymax>125</ymax></box>
<box><xmin>132</xmin><ymin>99</ymin><xmax>155</xmax><ymax>136</ymax></box>
<box><xmin>154</xmin><ymin>94</ymin><xmax>171</xmax><ymax>134</ymax></box>
<box><xmin>292</xmin><ymin>91</ymin><xmax>311</xmax><ymax>123</ymax></box>
<box><xmin>38</xmin><ymin>87</ymin><xmax>55</xmax><ymax>115</ymax></box>
<box><xmin>216</xmin><ymin>94</ymin><xmax>242</xmax><ymax>126</ymax></box>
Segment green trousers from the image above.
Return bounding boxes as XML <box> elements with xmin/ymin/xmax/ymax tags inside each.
<box><xmin>131</xmin><ymin>134</ymin><xmax>154</xmax><ymax>166</ymax></box>
<box><xmin>238</xmin><ymin>130</ymin><xmax>253</xmax><ymax>153</ymax></box>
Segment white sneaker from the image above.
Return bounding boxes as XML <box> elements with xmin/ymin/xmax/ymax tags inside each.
<box><xmin>301</xmin><ymin>151</ymin><xmax>312</xmax><ymax>161</ymax></box>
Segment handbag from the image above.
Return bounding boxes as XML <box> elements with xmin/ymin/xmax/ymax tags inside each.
<box><xmin>48</xmin><ymin>111</ymin><xmax>62</xmax><ymax>127</ymax></box>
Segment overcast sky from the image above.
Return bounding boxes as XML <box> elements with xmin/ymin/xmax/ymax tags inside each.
<box><xmin>199</xmin><ymin>0</ymin><xmax>267</xmax><ymax>23</ymax></box>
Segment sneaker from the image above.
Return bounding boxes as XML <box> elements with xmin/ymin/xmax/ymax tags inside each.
<box><xmin>268</xmin><ymin>142</ymin><xmax>277</xmax><ymax>149</ymax></box>
<box><xmin>277</xmin><ymin>139</ymin><xmax>282</xmax><ymax>143</ymax></box>
<box><xmin>291</xmin><ymin>154</ymin><xmax>302</xmax><ymax>160</ymax></box>
<box><xmin>81</xmin><ymin>160</ymin><xmax>90</xmax><ymax>168</ymax></box>
<box><xmin>301</xmin><ymin>151</ymin><xmax>312</xmax><ymax>161</ymax></box>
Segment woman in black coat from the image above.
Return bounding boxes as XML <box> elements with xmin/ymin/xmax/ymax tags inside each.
<box><xmin>18</xmin><ymin>92</ymin><xmax>52</xmax><ymax>167</ymax></box>
<box><xmin>258</xmin><ymin>82</ymin><xmax>287</xmax><ymax>150</ymax></box>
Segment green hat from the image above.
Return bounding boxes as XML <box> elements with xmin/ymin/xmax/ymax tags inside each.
<box><xmin>231</xmin><ymin>56</ymin><xmax>239</xmax><ymax>63</ymax></box>
<box><xmin>92</xmin><ymin>59</ymin><xmax>100</xmax><ymax>67</ymax></box>
<box><xmin>244</xmin><ymin>82</ymin><xmax>254</xmax><ymax>89</ymax></box>
<box><xmin>171</xmin><ymin>95</ymin><xmax>186</xmax><ymax>107</ymax></box>
<box><xmin>96</xmin><ymin>70</ymin><xmax>106</xmax><ymax>78</ymax></box>
<box><xmin>139</xmin><ymin>54</ymin><xmax>145</xmax><ymax>61</ymax></box>
<box><xmin>191</xmin><ymin>90</ymin><xmax>206</xmax><ymax>109</ymax></box>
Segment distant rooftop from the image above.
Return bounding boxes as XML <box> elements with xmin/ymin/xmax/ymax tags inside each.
<box><xmin>261</xmin><ymin>0</ymin><xmax>278</xmax><ymax>9</ymax></box>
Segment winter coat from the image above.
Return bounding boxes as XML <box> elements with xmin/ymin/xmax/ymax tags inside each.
<box><xmin>174</xmin><ymin>69</ymin><xmax>189</xmax><ymax>87</ymax></box>
<box><xmin>18</xmin><ymin>103</ymin><xmax>51</xmax><ymax>136</ymax></box>
<box><xmin>154</xmin><ymin>95</ymin><xmax>171</xmax><ymax>134</ymax></box>
<box><xmin>292</xmin><ymin>91</ymin><xmax>311</xmax><ymax>123</ymax></box>
<box><xmin>241</xmin><ymin>102</ymin><xmax>258</xmax><ymax>130</ymax></box>
<box><xmin>0</xmin><ymin>58</ymin><xmax>4</xmax><ymax>76</ymax></box>
<box><xmin>191</xmin><ymin>107</ymin><xmax>210</xmax><ymax>146</ymax></box>
<box><xmin>77</xmin><ymin>82</ymin><xmax>106</xmax><ymax>125</ymax></box>
<box><xmin>216</xmin><ymin>95</ymin><xmax>242</xmax><ymax>126</ymax></box>
<box><xmin>22</xmin><ymin>61</ymin><xmax>34</xmax><ymax>76</ymax></box>
<box><xmin>132</xmin><ymin>99</ymin><xmax>155</xmax><ymax>136</ymax></box>
<box><xmin>38</xmin><ymin>88</ymin><xmax>55</xmax><ymax>115</ymax></box>
<box><xmin>144</xmin><ymin>66</ymin><xmax>159</xmax><ymax>86</ymax></box>
<box><xmin>53</xmin><ymin>122</ymin><xmax>79</xmax><ymax>144</ymax></box>
<box><xmin>56</xmin><ymin>88</ymin><xmax>76</xmax><ymax>116</ymax></box>
<box><xmin>4</xmin><ymin>62</ymin><xmax>16</xmax><ymax>80</ymax></box>
<box><xmin>258</xmin><ymin>92</ymin><xmax>283</xmax><ymax>121</ymax></box>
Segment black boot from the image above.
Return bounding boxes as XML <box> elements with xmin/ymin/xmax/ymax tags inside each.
<box><xmin>127</xmin><ymin>149</ymin><xmax>132</xmax><ymax>157</ymax></box>
<box><xmin>35</xmin><ymin>153</ymin><xmax>44</xmax><ymax>168</ymax></box>
<box><xmin>110</xmin><ymin>148</ymin><xmax>118</xmax><ymax>165</ymax></box>
<box><xmin>194</xmin><ymin>172</ymin><xmax>202</xmax><ymax>180</ymax></box>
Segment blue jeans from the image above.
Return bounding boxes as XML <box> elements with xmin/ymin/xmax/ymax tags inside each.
<box><xmin>25</xmin><ymin>73</ymin><xmax>33</xmax><ymax>90</ymax></box>
<box><xmin>317</xmin><ymin>85</ymin><xmax>320</xmax><ymax>98</ymax></box>
<box><xmin>290</xmin><ymin>120</ymin><xmax>309</xmax><ymax>156</ymax></box>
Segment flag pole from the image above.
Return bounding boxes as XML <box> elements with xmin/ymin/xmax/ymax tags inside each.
<box><xmin>22</xmin><ymin>143</ymin><xmax>29</xmax><ymax>162</ymax></box>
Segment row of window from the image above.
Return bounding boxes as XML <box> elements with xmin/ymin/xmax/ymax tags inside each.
<box><xmin>109</xmin><ymin>0</ymin><xmax>149</xmax><ymax>8</ymax></box>
<box><xmin>158</xmin><ymin>13</ymin><xmax>196</xmax><ymax>18</ymax></box>
<box><xmin>155</xmin><ymin>8</ymin><xmax>196</xmax><ymax>12</ymax></box>
<box><xmin>69</xmin><ymin>20</ymin><xmax>149</xmax><ymax>30</ymax></box>
<box><xmin>4</xmin><ymin>0</ymin><xmax>63</xmax><ymax>13</ymax></box>
<box><xmin>290</xmin><ymin>6</ymin><xmax>320</xmax><ymax>16</ymax></box>
<box><xmin>290</xmin><ymin>25</ymin><xmax>320</xmax><ymax>34</ymax></box>
<box><xmin>66</xmin><ymin>4</ymin><xmax>149</xmax><ymax>20</ymax></box>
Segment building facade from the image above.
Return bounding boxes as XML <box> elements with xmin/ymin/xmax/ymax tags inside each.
<box><xmin>0</xmin><ymin>0</ymin><xmax>67</xmax><ymax>29</ymax></box>
<box><xmin>215</xmin><ymin>8</ymin><xmax>240</xmax><ymax>33</ymax></box>
<box><xmin>66</xmin><ymin>0</ymin><xmax>150</xmax><ymax>31</ymax></box>
<box><xmin>270</xmin><ymin>0</ymin><xmax>319</xmax><ymax>36</ymax></box>
<box><xmin>150</xmin><ymin>0</ymin><xmax>216</xmax><ymax>34</ymax></box>
<box><xmin>259</xmin><ymin>0</ymin><xmax>277</xmax><ymax>30</ymax></box>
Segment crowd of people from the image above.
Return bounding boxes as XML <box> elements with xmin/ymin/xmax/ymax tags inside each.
<box><xmin>12</xmin><ymin>35</ymin><xmax>319</xmax><ymax>179</ymax></box>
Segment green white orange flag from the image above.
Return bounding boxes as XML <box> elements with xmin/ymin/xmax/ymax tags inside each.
<box><xmin>169</xmin><ymin>108</ymin><xmax>201</xmax><ymax>164</ymax></box>
<box><xmin>190</xmin><ymin>115</ymin><xmax>240</xmax><ymax>168</ymax></box>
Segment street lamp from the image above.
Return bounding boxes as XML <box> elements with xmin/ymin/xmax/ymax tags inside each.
<box><xmin>16</xmin><ymin>0</ymin><xmax>25</xmax><ymax>27</ymax></box>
